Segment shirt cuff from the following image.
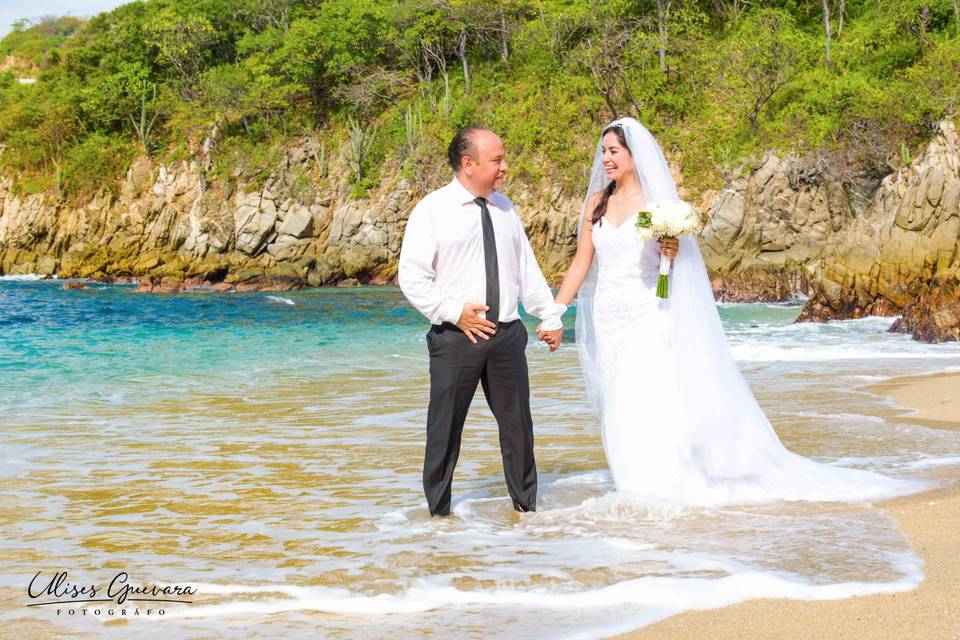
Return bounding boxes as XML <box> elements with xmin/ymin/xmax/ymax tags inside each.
<box><xmin>435</xmin><ymin>299</ymin><xmax>463</xmax><ymax>325</ymax></box>
<box><xmin>538</xmin><ymin>302</ymin><xmax>567</xmax><ymax>331</ymax></box>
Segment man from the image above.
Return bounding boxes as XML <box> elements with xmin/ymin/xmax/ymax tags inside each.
<box><xmin>398</xmin><ymin>126</ymin><xmax>565</xmax><ymax>517</ymax></box>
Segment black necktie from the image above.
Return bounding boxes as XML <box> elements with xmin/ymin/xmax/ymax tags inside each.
<box><xmin>475</xmin><ymin>196</ymin><xmax>499</xmax><ymax>326</ymax></box>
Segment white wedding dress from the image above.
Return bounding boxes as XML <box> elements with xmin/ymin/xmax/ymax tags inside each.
<box><xmin>576</xmin><ymin>118</ymin><xmax>923</xmax><ymax>506</ymax></box>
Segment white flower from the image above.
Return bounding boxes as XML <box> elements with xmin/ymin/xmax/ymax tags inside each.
<box><xmin>635</xmin><ymin>200</ymin><xmax>704</xmax><ymax>240</ymax></box>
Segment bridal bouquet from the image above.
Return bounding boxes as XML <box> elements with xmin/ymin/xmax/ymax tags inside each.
<box><xmin>634</xmin><ymin>201</ymin><xmax>704</xmax><ymax>298</ymax></box>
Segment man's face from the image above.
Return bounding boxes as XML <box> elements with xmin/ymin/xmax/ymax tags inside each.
<box><xmin>462</xmin><ymin>130</ymin><xmax>507</xmax><ymax>195</ymax></box>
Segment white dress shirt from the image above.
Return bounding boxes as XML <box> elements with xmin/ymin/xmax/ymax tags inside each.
<box><xmin>399</xmin><ymin>176</ymin><xmax>565</xmax><ymax>330</ymax></box>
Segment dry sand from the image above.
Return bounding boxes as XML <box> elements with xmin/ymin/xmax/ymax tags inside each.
<box><xmin>867</xmin><ymin>371</ymin><xmax>960</xmax><ymax>429</ymax></box>
<box><xmin>618</xmin><ymin>370</ymin><xmax>960</xmax><ymax>640</ymax></box>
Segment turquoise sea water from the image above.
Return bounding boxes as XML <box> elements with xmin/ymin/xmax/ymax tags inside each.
<box><xmin>0</xmin><ymin>280</ymin><xmax>427</xmax><ymax>409</ymax></box>
<box><xmin>2</xmin><ymin>276</ymin><xmax>960</xmax><ymax>639</ymax></box>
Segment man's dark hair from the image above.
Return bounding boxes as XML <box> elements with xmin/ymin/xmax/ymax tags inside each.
<box><xmin>447</xmin><ymin>126</ymin><xmax>491</xmax><ymax>171</ymax></box>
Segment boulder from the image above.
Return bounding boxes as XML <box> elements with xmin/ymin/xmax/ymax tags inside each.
<box><xmin>277</xmin><ymin>204</ymin><xmax>314</xmax><ymax>238</ymax></box>
<box><xmin>234</xmin><ymin>191</ymin><xmax>278</xmax><ymax>256</ymax></box>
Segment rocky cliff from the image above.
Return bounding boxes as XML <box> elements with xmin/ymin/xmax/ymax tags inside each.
<box><xmin>1</xmin><ymin>119</ymin><xmax>958</xmax><ymax>341</ymax></box>
<box><xmin>699</xmin><ymin>144</ymin><xmax>895</xmax><ymax>301</ymax></box>
<box><xmin>696</xmin><ymin>119</ymin><xmax>960</xmax><ymax>342</ymax></box>
<box><xmin>795</xmin><ymin>119</ymin><xmax>960</xmax><ymax>342</ymax></box>
<box><xmin>0</xmin><ymin>141</ymin><xmax>582</xmax><ymax>292</ymax></box>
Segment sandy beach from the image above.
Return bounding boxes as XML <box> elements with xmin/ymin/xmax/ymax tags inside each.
<box><xmin>619</xmin><ymin>370</ymin><xmax>960</xmax><ymax>640</ymax></box>
<box><xmin>867</xmin><ymin>371</ymin><xmax>960</xmax><ymax>428</ymax></box>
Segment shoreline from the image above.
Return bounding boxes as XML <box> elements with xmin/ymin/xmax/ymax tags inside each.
<box><xmin>617</xmin><ymin>370</ymin><xmax>960</xmax><ymax>640</ymax></box>
<box><xmin>864</xmin><ymin>371</ymin><xmax>960</xmax><ymax>429</ymax></box>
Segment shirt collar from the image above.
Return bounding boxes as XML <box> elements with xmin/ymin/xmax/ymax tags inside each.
<box><xmin>449</xmin><ymin>176</ymin><xmax>490</xmax><ymax>207</ymax></box>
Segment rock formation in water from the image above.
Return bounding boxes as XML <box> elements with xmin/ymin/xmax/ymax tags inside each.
<box><xmin>696</xmin><ymin>119</ymin><xmax>959</xmax><ymax>341</ymax></box>
<box><xmin>698</xmin><ymin>154</ymin><xmax>856</xmax><ymax>302</ymax></box>
<box><xmin>795</xmin><ymin>120</ymin><xmax>960</xmax><ymax>342</ymax></box>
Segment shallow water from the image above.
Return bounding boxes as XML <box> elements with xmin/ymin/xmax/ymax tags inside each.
<box><xmin>2</xmin><ymin>279</ymin><xmax>959</xmax><ymax>639</ymax></box>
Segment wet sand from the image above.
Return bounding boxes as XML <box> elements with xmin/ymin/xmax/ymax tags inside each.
<box><xmin>866</xmin><ymin>370</ymin><xmax>960</xmax><ymax>429</ymax></box>
<box><xmin>619</xmin><ymin>370</ymin><xmax>960</xmax><ymax>640</ymax></box>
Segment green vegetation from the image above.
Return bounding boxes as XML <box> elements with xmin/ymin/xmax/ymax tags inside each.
<box><xmin>0</xmin><ymin>0</ymin><xmax>957</xmax><ymax>202</ymax></box>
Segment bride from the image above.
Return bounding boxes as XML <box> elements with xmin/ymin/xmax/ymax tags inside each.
<box><xmin>541</xmin><ymin>117</ymin><xmax>918</xmax><ymax>506</ymax></box>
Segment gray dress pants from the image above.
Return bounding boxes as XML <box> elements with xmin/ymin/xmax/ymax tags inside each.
<box><xmin>422</xmin><ymin>319</ymin><xmax>537</xmax><ymax>516</ymax></box>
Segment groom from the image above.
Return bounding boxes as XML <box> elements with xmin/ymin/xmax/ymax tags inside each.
<box><xmin>398</xmin><ymin>126</ymin><xmax>565</xmax><ymax>516</ymax></box>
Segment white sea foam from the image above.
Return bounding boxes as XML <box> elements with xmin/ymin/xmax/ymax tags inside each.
<box><xmin>792</xmin><ymin>411</ymin><xmax>886</xmax><ymax>424</ymax></box>
<box><xmin>332</xmin><ymin>469</ymin><xmax>936</xmax><ymax>635</ymax></box>
<box><xmin>846</xmin><ymin>374</ymin><xmax>893</xmax><ymax>382</ymax></box>
<box><xmin>170</xmin><ymin>569</ymin><xmax>921</xmax><ymax>615</ymax></box>
<box><xmin>905</xmin><ymin>455</ymin><xmax>960</xmax><ymax>469</ymax></box>
<box><xmin>880</xmin><ymin>365</ymin><xmax>960</xmax><ymax>378</ymax></box>
<box><xmin>159</xmin><ymin>564</ymin><xmax>922</xmax><ymax>640</ymax></box>
<box><xmin>723</xmin><ymin>315</ymin><xmax>960</xmax><ymax>363</ymax></box>
<box><xmin>716</xmin><ymin>298</ymin><xmax>807</xmax><ymax>309</ymax></box>
<box><xmin>730</xmin><ymin>343</ymin><xmax>960</xmax><ymax>362</ymax></box>
<box><xmin>0</xmin><ymin>273</ymin><xmax>47</xmax><ymax>280</ymax></box>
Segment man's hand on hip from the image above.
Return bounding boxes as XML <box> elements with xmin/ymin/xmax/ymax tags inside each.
<box><xmin>456</xmin><ymin>303</ymin><xmax>497</xmax><ymax>344</ymax></box>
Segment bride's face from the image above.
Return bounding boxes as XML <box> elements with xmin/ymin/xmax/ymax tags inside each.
<box><xmin>601</xmin><ymin>132</ymin><xmax>633</xmax><ymax>182</ymax></box>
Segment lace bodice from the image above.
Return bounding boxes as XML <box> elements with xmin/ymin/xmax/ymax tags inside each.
<box><xmin>591</xmin><ymin>213</ymin><xmax>663</xmax><ymax>299</ymax></box>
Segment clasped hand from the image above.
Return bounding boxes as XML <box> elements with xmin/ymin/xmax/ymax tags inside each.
<box><xmin>536</xmin><ymin>324</ymin><xmax>562</xmax><ymax>352</ymax></box>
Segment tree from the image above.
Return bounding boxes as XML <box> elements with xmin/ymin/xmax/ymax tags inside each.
<box><xmin>232</xmin><ymin>0</ymin><xmax>293</xmax><ymax>33</ymax></box>
<box><xmin>129</xmin><ymin>80</ymin><xmax>160</xmax><ymax>150</ymax></box>
<box><xmin>568</xmin><ymin>15</ymin><xmax>645</xmax><ymax>118</ymax></box>
<box><xmin>0</xmin><ymin>98</ymin><xmax>79</xmax><ymax>195</ymax></box>
<box><xmin>79</xmin><ymin>62</ymin><xmax>160</xmax><ymax>145</ymax></box>
<box><xmin>657</xmin><ymin>0</ymin><xmax>673</xmax><ymax>73</ymax></box>
<box><xmin>444</xmin><ymin>0</ymin><xmax>534</xmax><ymax>94</ymax></box>
<box><xmin>243</xmin><ymin>0</ymin><xmax>392</xmax><ymax>114</ymax></box>
<box><xmin>822</xmin><ymin>0</ymin><xmax>833</xmax><ymax>70</ymax></box>
<box><xmin>456</xmin><ymin>25</ymin><xmax>471</xmax><ymax>95</ymax></box>
<box><xmin>201</xmin><ymin>64</ymin><xmax>253</xmax><ymax>134</ymax></box>
<box><xmin>485</xmin><ymin>0</ymin><xmax>536</xmax><ymax>63</ymax></box>
<box><xmin>0</xmin><ymin>16</ymin><xmax>83</xmax><ymax>67</ymax></box>
<box><xmin>723</xmin><ymin>9</ymin><xmax>809</xmax><ymax>131</ymax></box>
<box><xmin>710</xmin><ymin>0</ymin><xmax>751</xmax><ymax>24</ymax></box>
<box><xmin>334</xmin><ymin>68</ymin><xmax>407</xmax><ymax>117</ymax></box>
<box><xmin>390</xmin><ymin>0</ymin><xmax>531</xmax><ymax>97</ymax></box>
<box><xmin>837</xmin><ymin>0</ymin><xmax>846</xmax><ymax>40</ymax></box>
<box><xmin>144</xmin><ymin>9</ymin><xmax>217</xmax><ymax>99</ymax></box>
<box><xmin>389</xmin><ymin>2</ymin><xmax>458</xmax><ymax>84</ymax></box>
